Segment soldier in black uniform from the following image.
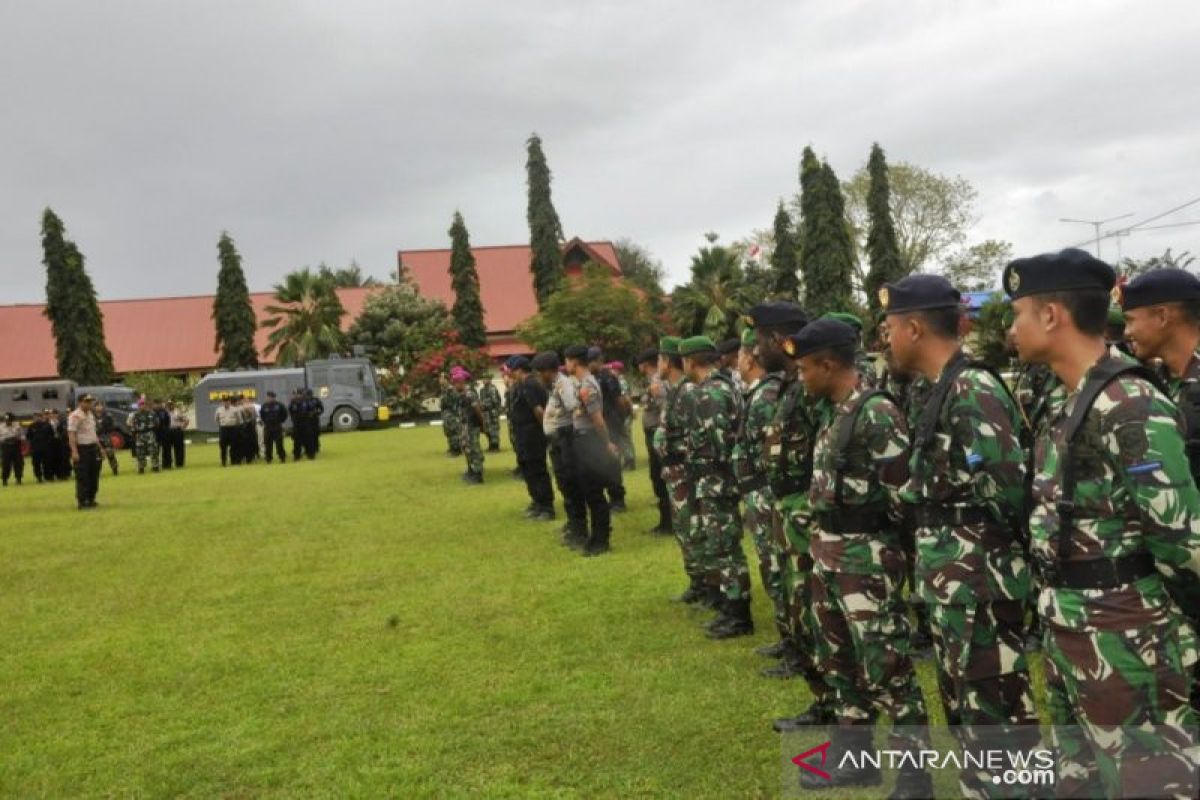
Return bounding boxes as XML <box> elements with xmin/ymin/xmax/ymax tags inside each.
<box><xmin>305</xmin><ymin>389</ymin><xmax>324</xmax><ymax>458</ymax></box>
<box><xmin>51</xmin><ymin>409</ymin><xmax>72</xmax><ymax>479</ymax></box>
<box><xmin>153</xmin><ymin>399</ymin><xmax>173</xmax><ymax>469</ymax></box>
<box><xmin>588</xmin><ymin>347</ymin><xmax>628</xmax><ymax>513</ymax></box>
<box><xmin>508</xmin><ymin>355</ymin><xmax>555</xmax><ymax>520</ymax></box>
<box><xmin>27</xmin><ymin>410</ymin><xmax>57</xmax><ymax>483</ymax></box>
<box><xmin>259</xmin><ymin>391</ymin><xmax>289</xmax><ymax>463</ymax></box>
<box><xmin>288</xmin><ymin>389</ymin><xmax>307</xmax><ymax>461</ymax></box>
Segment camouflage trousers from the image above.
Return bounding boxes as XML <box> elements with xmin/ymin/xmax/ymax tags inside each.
<box><xmin>133</xmin><ymin>432</ymin><xmax>159</xmax><ymax>471</ymax></box>
<box><xmin>662</xmin><ymin>463</ymin><xmax>698</xmax><ymax>580</ymax></box>
<box><xmin>927</xmin><ymin>598</ymin><xmax>1040</xmax><ymax>798</ymax></box>
<box><xmin>776</xmin><ymin>492</ymin><xmax>833</xmax><ymax>708</ymax></box>
<box><xmin>484</xmin><ymin>413</ymin><xmax>500</xmax><ymax>449</ymax></box>
<box><xmin>690</xmin><ymin>496</ymin><xmax>749</xmax><ymax>601</ymax></box>
<box><xmin>809</xmin><ymin>565</ymin><xmax>929</xmax><ymax>747</ymax></box>
<box><xmin>743</xmin><ymin>487</ymin><xmax>789</xmax><ymax>636</ymax></box>
<box><xmin>1044</xmin><ymin>608</ymin><xmax>1199</xmax><ymax>799</ymax></box>
<box><xmin>442</xmin><ymin>413</ymin><xmax>462</xmax><ymax>454</ymax></box>
<box><xmin>459</xmin><ymin>424</ymin><xmax>483</xmax><ymax>475</ymax></box>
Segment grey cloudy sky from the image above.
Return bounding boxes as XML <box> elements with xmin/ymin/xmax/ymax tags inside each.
<box><xmin>2</xmin><ymin>0</ymin><xmax>1198</xmax><ymax>303</ymax></box>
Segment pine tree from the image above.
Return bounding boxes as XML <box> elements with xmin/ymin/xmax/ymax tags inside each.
<box><xmin>526</xmin><ymin>133</ymin><xmax>564</xmax><ymax>307</ymax></box>
<box><xmin>212</xmin><ymin>232</ymin><xmax>259</xmax><ymax>369</ymax></box>
<box><xmin>798</xmin><ymin>149</ymin><xmax>855</xmax><ymax>316</ymax></box>
<box><xmin>769</xmin><ymin>201</ymin><xmax>800</xmax><ymax>299</ymax></box>
<box><xmin>448</xmin><ymin>211</ymin><xmax>487</xmax><ymax>348</ymax></box>
<box><xmin>40</xmin><ymin>208</ymin><xmax>114</xmax><ymax>383</ymax></box>
<box><xmin>863</xmin><ymin>143</ymin><xmax>905</xmax><ymax>316</ymax></box>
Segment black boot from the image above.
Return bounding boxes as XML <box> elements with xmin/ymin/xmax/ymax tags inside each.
<box><xmin>887</xmin><ymin>766</ymin><xmax>933</xmax><ymax>800</ymax></box>
<box><xmin>707</xmin><ymin>598</ymin><xmax>753</xmax><ymax>639</ymax></box>
<box><xmin>797</xmin><ymin>727</ymin><xmax>881</xmax><ymax>790</ymax></box>
<box><xmin>772</xmin><ymin>698</ymin><xmax>836</xmax><ymax>732</ymax></box>
<box><xmin>699</xmin><ymin>585</ymin><xmax>723</xmax><ymax>611</ymax></box>
<box><xmin>755</xmin><ymin>640</ymin><xmax>786</xmax><ymax>659</ymax></box>
<box><xmin>673</xmin><ymin>576</ymin><xmax>704</xmax><ymax>604</ymax></box>
<box><xmin>761</xmin><ymin>638</ymin><xmax>802</xmax><ymax>678</ymax></box>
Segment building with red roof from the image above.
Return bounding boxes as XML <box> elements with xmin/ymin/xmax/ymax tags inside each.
<box><xmin>400</xmin><ymin>237</ymin><xmax>622</xmax><ymax>357</ymax></box>
<box><xmin>0</xmin><ymin>287</ymin><xmax>377</xmax><ymax>382</ymax></box>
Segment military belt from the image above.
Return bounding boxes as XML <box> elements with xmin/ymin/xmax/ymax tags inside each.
<box><xmin>663</xmin><ymin>453</ymin><xmax>687</xmax><ymax>466</ymax></box>
<box><xmin>912</xmin><ymin>505</ymin><xmax>993</xmax><ymax>528</ymax></box>
<box><xmin>737</xmin><ymin>474</ymin><xmax>769</xmax><ymax>494</ymax></box>
<box><xmin>1039</xmin><ymin>552</ymin><xmax>1155</xmax><ymax>589</ymax></box>
<box><xmin>815</xmin><ymin>505</ymin><xmax>889</xmax><ymax>534</ymax></box>
<box><xmin>770</xmin><ymin>476</ymin><xmax>810</xmax><ymax>497</ymax></box>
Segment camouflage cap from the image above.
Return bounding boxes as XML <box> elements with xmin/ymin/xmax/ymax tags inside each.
<box><xmin>679</xmin><ymin>335</ymin><xmax>717</xmax><ymax>356</ymax></box>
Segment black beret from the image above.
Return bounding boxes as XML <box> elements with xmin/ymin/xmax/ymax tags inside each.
<box><xmin>880</xmin><ymin>274</ymin><xmax>961</xmax><ymax>315</ymax></box>
<box><xmin>505</xmin><ymin>355</ymin><xmax>532</xmax><ymax>371</ymax></box>
<box><xmin>635</xmin><ymin>347</ymin><xmax>659</xmax><ymax>366</ymax></box>
<box><xmin>563</xmin><ymin>344</ymin><xmax>589</xmax><ymax>361</ymax></box>
<box><xmin>745</xmin><ymin>301</ymin><xmax>808</xmax><ymax>332</ymax></box>
<box><xmin>717</xmin><ymin>337</ymin><xmax>741</xmax><ymax>355</ymax></box>
<box><xmin>585</xmin><ymin>346</ymin><xmax>604</xmax><ymax>362</ymax></box>
<box><xmin>1003</xmin><ymin>248</ymin><xmax>1115</xmax><ymax>300</ymax></box>
<box><xmin>531</xmin><ymin>351</ymin><xmax>561</xmax><ymax>371</ymax></box>
<box><xmin>783</xmin><ymin>318</ymin><xmax>858</xmax><ymax>360</ymax></box>
<box><xmin>1119</xmin><ymin>267</ymin><xmax>1200</xmax><ymax>310</ymax></box>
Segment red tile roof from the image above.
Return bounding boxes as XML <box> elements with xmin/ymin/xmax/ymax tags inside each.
<box><xmin>0</xmin><ymin>287</ymin><xmax>378</xmax><ymax>382</ymax></box>
<box><xmin>400</xmin><ymin>238</ymin><xmax>621</xmax><ymax>335</ymax></box>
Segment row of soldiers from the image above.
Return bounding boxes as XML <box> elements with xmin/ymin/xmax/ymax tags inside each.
<box><xmin>127</xmin><ymin>399</ymin><xmax>189</xmax><ymax>473</ymax></box>
<box><xmin>640</xmin><ymin>251</ymin><xmax>1199</xmax><ymax>798</ymax></box>
<box><xmin>0</xmin><ymin>404</ymin><xmax>128</xmax><ymax>484</ymax></box>
<box><xmin>214</xmin><ymin>389</ymin><xmax>324</xmax><ymax>467</ymax></box>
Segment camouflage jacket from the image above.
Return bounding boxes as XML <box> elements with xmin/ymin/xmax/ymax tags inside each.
<box><xmin>1031</xmin><ymin>356</ymin><xmax>1200</xmax><ymax>631</ymax></box>
<box><xmin>652</xmin><ymin>375</ymin><xmax>692</xmax><ymax>463</ymax></box>
<box><xmin>1164</xmin><ymin>348</ymin><xmax>1200</xmax><ymax>401</ymax></box>
<box><xmin>1013</xmin><ymin>362</ymin><xmax>1058</xmax><ymax>440</ymax></box>
<box><xmin>683</xmin><ymin>369</ymin><xmax>742</xmax><ymax>499</ymax></box>
<box><xmin>809</xmin><ymin>387</ymin><xmax>909</xmax><ymax>574</ymax></box>
<box><xmin>642</xmin><ymin>375</ymin><xmax>666</xmax><ymax>430</ymax></box>
<box><xmin>478</xmin><ymin>382</ymin><xmax>502</xmax><ymax>416</ymax></box>
<box><xmin>458</xmin><ymin>386</ymin><xmax>483</xmax><ymax>429</ymax></box>
<box><xmin>440</xmin><ymin>387</ymin><xmax>460</xmax><ymax>418</ymax></box>
<box><xmin>763</xmin><ymin>372</ymin><xmax>826</xmax><ymax>499</ymax></box>
<box><xmin>855</xmin><ymin>350</ymin><xmax>879</xmax><ymax>390</ymax></box>
<box><xmin>732</xmin><ymin>372</ymin><xmax>783</xmax><ymax>488</ymax></box>
<box><xmin>130</xmin><ymin>408</ymin><xmax>157</xmax><ymax>435</ymax></box>
<box><xmin>900</xmin><ymin>353</ymin><xmax>1030</xmax><ymax>603</ymax></box>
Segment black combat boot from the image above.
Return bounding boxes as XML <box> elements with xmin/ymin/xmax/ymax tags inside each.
<box><xmin>773</xmin><ymin>697</ymin><xmax>836</xmax><ymax>732</ymax></box>
<box><xmin>755</xmin><ymin>640</ymin><xmax>786</xmax><ymax>658</ymax></box>
<box><xmin>707</xmin><ymin>598</ymin><xmax>754</xmax><ymax>639</ymax></box>
<box><xmin>673</xmin><ymin>576</ymin><xmax>705</xmax><ymax>604</ymax></box>
<box><xmin>797</xmin><ymin>726</ymin><xmax>880</xmax><ymax>791</ymax></box>
<box><xmin>887</xmin><ymin>765</ymin><xmax>933</xmax><ymax>799</ymax></box>
<box><xmin>700</xmin><ymin>585</ymin><xmax>723</xmax><ymax>611</ymax></box>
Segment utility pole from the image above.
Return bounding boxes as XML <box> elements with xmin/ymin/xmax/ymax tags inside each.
<box><xmin>1060</xmin><ymin>212</ymin><xmax>1134</xmax><ymax>259</ymax></box>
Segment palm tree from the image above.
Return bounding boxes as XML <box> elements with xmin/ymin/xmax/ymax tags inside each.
<box><xmin>669</xmin><ymin>235</ymin><xmax>753</xmax><ymax>340</ymax></box>
<box><xmin>262</xmin><ymin>269</ymin><xmax>347</xmax><ymax>365</ymax></box>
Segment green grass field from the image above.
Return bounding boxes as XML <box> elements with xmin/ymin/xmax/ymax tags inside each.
<box><xmin>0</xmin><ymin>425</ymin><xmax>1043</xmax><ymax>798</ymax></box>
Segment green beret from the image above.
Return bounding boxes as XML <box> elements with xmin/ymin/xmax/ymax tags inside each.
<box><xmin>1107</xmin><ymin>305</ymin><xmax>1126</xmax><ymax>327</ymax></box>
<box><xmin>740</xmin><ymin>327</ymin><xmax>757</xmax><ymax>348</ymax></box>
<box><xmin>659</xmin><ymin>336</ymin><xmax>681</xmax><ymax>356</ymax></box>
<box><xmin>679</xmin><ymin>335</ymin><xmax>717</xmax><ymax>356</ymax></box>
<box><xmin>822</xmin><ymin>312</ymin><xmax>863</xmax><ymax>331</ymax></box>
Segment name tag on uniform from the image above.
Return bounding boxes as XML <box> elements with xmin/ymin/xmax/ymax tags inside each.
<box><xmin>1126</xmin><ymin>461</ymin><xmax>1162</xmax><ymax>475</ymax></box>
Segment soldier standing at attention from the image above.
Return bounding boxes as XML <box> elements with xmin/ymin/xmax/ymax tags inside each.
<box><xmin>788</xmin><ymin>319</ymin><xmax>932</xmax><ymax>797</ymax></box>
<box><xmin>27</xmin><ymin>410</ymin><xmax>56</xmax><ymax>483</ymax></box>
<box><xmin>259</xmin><ymin>391</ymin><xmax>288</xmax><ymax>464</ymax></box>
<box><xmin>451</xmin><ymin>367</ymin><xmax>484</xmax><ymax>484</ymax></box>
<box><xmin>0</xmin><ymin>413</ymin><xmax>25</xmax><ymax>487</ymax></box>
<box><xmin>654</xmin><ymin>337</ymin><xmax>704</xmax><ymax>602</ymax></box>
<box><xmin>717</xmin><ymin>337</ymin><xmax>745</xmax><ymax>395</ymax></box>
<box><xmin>588</xmin><ymin>347</ymin><xmax>628</xmax><ymax>513</ymax></box>
<box><xmin>439</xmin><ymin>376</ymin><xmax>462</xmax><ymax>457</ymax></box>
<box><xmin>679</xmin><ymin>335</ymin><xmax>752</xmax><ymax>638</ymax></box>
<box><xmin>535</xmin><ymin>352</ymin><xmax>586</xmax><ymax>547</ymax></box>
<box><xmin>216</xmin><ymin>396</ymin><xmax>243</xmax><ymax>467</ymax></box>
<box><xmin>636</xmin><ymin>348</ymin><xmax>671</xmax><ymax>534</ymax></box>
<box><xmin>564</xmin><ymin>344</ymin><xmax>618</xmax><ymax>557</ymax></box>
<box><xmin>507</xmin><ymin>356</ymin><xmax>555</xmax><ymax>520</ymax></box>
<box><xmin>731</xmin><ymin>330</ymin><xmax>791</xmax><ymax>666</ymax></box>
<box><xmin>68</xmin><ymin>394</ymin><xmax>102</xmax><ymax>509</ymax></box>
<box><xmin>823</xmin><ymin>311</ymin><xmax>878</xmax><ymax>389</ymax></box>
<box><xmin>166</xmin><ymin>402</ymin><xmax>188</xmax><ymax>468</ymax></box>
<box><xmin>93</xmin><ymin>402</ymin><xmax>120</xmax><ymax>476</ymax></box>
<box><xmin>609</xmin><ymin>361</ymin><xmax>636</xmax><ymax>471</ymax></box>
<box><xmin>478</xmin><ymin>373</ymin><xmax>502</xmax><ymax>452</ymax></box>
<box><xmin>152</xmin><ymin>399</ymin><xmax>173</xmax><ymax>469</ymax></box>
<box><xmin>304</xmin><ymin>389</ymin><xmax>323</xmax><ymax>457</ymax></box>
<box><xmin>287</xmin><ymin>390</ymin><xmax>307</xmax><ymax>462</ymax></box>
<box><xmin>883</xmin><ymin>273</ymin><xmax>1038</xmax><ymax>797</ymax></box>
<box><xmin>1009</xmin><ymin>251</ymin><xmax>1200</xmax><ymax>797</ymax></box>
<box><xmin>747</xmin><ymin>301</ymin><xmax>835</xmax><ymax>727</ymax></box>
<box><xmin>129</xmin><ymin>399</ymin><xmax>161</xmax><ymax>474</ymax></box>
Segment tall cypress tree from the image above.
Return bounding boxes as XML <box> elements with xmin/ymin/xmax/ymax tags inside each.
<box><xmin>798</xmin><ymin>149</ymin><xmax>855</xmax><ymax>316</ymax></box>
<box><xmin>212</xmin><ymin>232</ymin><xmax>259</xmax><ymax>369</ymax></box>
<box><xmin>448</xmin><ymin>211</ymin><xmax>487</xmax><ymax>348</ymax></box>
<box><xmin>769</xmin><ymin>201</ymin><xmax>800</xmax><ymax>299</ymax></box>
<box><xmin>41</xmin><ymin>208</ymin><xmax>114</xmax><ymax>383</ymax></box>
<box><xmin>526</xmin><ymin>133</ymin><xmax>564</xmax><ymax>308</ymax></box>
<box><xmin>863</xmin><ymin>143</ymin><xmax>905</xmax><ymax>316</ymax></box>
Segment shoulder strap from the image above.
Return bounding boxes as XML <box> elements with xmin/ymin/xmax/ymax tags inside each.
<box><xmin>832</xmin><ymin>390</ymin><xmax>897</xmax><ymax>506</ymax></box>
<box><xmin>1055</xmin><ymin>360</ymin><xmax>1166</xmax><ymax>564</ymax></box>
<box><xmin>914</xmin><ymin>353</ymin><xmax>1020</xmax><ymax>449</ymax></box>
<box><xmin>1181</xmin><ymin>381</ymin><xmax>1200</xmax><ymax>478</ymax></box>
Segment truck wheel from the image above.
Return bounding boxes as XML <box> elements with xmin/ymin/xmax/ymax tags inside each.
<box><xmin>331</xmin><ymin>407</ymin><xmax>360</xmax><ymax>432</ymax></box>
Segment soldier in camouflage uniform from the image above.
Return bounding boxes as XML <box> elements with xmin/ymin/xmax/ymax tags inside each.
<box><xmin>439</xmin><ymin>377</ymin><xmax>462</xmax><ymax>457</ymax></box>
<box><xmin>1009</xmin><ymin>250</ymin><xmax>1200</xmax><ymax>799</ymax></box>
<box><xmin>883</xmin><ymin>274</ymin><xmax>1038</xmax><ymax>799</ymax></box>
<box><xmin>790</xmin><ymin>318</ymin><xmax>933</xmax><ymax>798</ymax></box>
<box><xmin>452</xmin><ymin>367</ymin><xmax>484</xmax><ymax>483</ymax></box>
<box><xmin>128</xmin><ymin>400</ymin><xmax>160</xmax><ymax>474</ymax></box>
<box><xmin>637</xmin><ymin>348</ymin><xmax>672</xmax><ymax>534</ymax></box>
<box><xmin>680</xmin><ymin>335</ymin><xmax>752</xmax><ymax>638</ymax></box>
<box><xmin>746</xmin><ymin>302</ymin><xmax>838</xmax><ymax>725</ymax></box>
<box><xmin>478</xmin><ymin>375</ymin><xmax>502</xmax><ymax>452</ymax></box>
<box><xmin>732</xmin><ymin>329</ymin><xmax>790</xmax><ymax>660</ymax></box>
<box><xmin>653</xmin><ymin>337</ymin><xmax>705</xmax><ymax>604</ymax></box>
